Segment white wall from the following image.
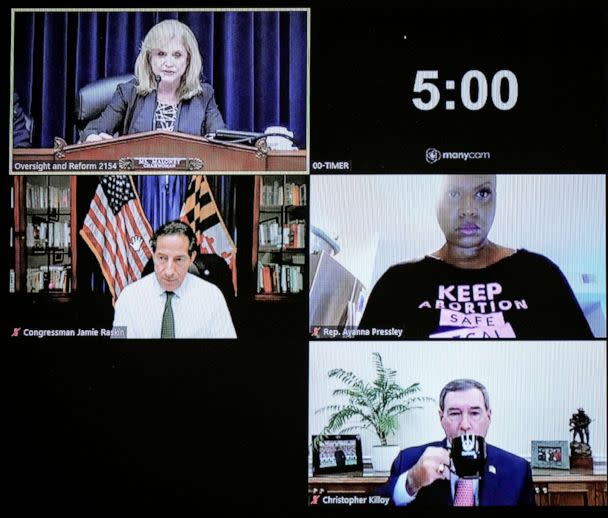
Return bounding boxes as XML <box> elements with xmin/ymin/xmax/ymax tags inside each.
<box><xmin>309</xmin><ymin>341</ymin><xmax>607</xmax><ymax>462</ymax></box>
<box><xmin>331</xmin><ymin>233</ymin><xmax>380</xmax><ymax>290</ymax></box>
<box><xmin>311</xmin><ymin>175</ymin><xmax>606</xmax><ymax>330</ymax></box>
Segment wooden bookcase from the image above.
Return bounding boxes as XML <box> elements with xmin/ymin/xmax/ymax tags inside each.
<box><xmin>252</xmin><ymin>175</ymin><xmax>307</xmax><ymax>301</ymax></box>
<box><xmin>11</xmin><ymin>175</ymin><xmax>77</xmax><ymax>296</ymax></box>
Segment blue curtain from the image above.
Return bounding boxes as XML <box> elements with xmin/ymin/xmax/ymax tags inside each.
<box><xmin>135</xmin><ymin>175</ymin><xmax>190</xmax><ymax>232</ymax></box>
<box><xmin>134</xmin><ymin>175</ymin><xmax>235</xmax><ymax>239</ymax></box>
<box><xmin>13</xmin><ymin>11</ymin><xmax>307</xmax><ymax>148</ymax></box>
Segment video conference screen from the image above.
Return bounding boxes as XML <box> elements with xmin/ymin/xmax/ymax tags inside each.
<box><xmin>310</xmin><ymin>175</ymin><xmax>606</xmax><ymax>339</ymax></box>
<box><xmin>11</xmin><ymin>8</ymin><xmax>309</xmax><ymax>173</ymax></box>
<box><xmin>6</xmin><ymin>4</ymin><xmax>607</xmax><ymax>514</ymax></box>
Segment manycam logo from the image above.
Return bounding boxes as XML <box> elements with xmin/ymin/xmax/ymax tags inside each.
<box><xmin>426</xmin><ymin>148</ymin><xmax>441</xmax><ymax>164</ymax></box>
<box><xmin>425</xmin><ymin>148</ymin><xmax>491</xmax><ymax>164</ymax></box>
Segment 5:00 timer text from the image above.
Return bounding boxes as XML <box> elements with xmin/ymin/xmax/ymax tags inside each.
<box><xmin>412</xmin><ymin>70</ymin><xmax>518</xmax><ymax>111</ymax></box>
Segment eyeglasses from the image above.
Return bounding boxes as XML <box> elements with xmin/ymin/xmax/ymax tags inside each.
<box><xmin>444</xmin><ymin>409</ymin><xmax>485</xmax><ymax>423</ymax></box>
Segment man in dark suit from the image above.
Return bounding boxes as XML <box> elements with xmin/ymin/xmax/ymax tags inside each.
<box><xmin>13</xmin><ymin>93</ymin><xmax>32</xmax><ymax>148</ymax></box>
<box><xmin>381</xmin><ymin>379</ymin><xmax>535</xmax><ymax>507</ymax></box>
<box><xmin>334</xmin><ymin>447</ymin><xmax>346</xmax><ymax>468</ymax></box>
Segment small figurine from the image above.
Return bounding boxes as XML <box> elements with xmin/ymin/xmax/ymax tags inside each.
<box><xmin>569</xmin><ymin>408</ymin><xmax>592</xmax><ymax>457</ymax></box>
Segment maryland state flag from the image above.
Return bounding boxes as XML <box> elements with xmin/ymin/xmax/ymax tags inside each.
<box><xmin>180</xmin><ymin>175</ymin><xmax>237</xmax><ymax>291</ymax></box>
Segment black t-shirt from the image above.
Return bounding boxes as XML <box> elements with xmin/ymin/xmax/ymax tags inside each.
<box><xmin>359</xmin><ymin>250</ymin><xmax>593</xmax><ymax>339</ymax></box>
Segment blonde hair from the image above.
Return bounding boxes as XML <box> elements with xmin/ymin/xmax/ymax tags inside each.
<box><xmin>134</xmin><ymin>19</ymin><xmax>203</xmax><ymax>101</ymax></box>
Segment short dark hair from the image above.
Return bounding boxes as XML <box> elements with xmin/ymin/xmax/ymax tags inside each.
<box><xmin>150</xmin><ymin>220</ymin><xmax>197</xmax><ymax>254</ymax></box>
<box><xmin>439</xmin><ymin>379</ymin><xmax>490</xmax><ymax>411</ymax></box>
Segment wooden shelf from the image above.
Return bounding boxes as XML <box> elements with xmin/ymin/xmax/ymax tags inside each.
<box><xmin>26</xmin><ymin>209</ymin><xmax>71</xmax><ymax>216</ymax></box>
<box><xmin>308</xmin><ymin>470</ymin><xmax>608</xmax><ymax>506</ymax></box>
<box><xmin>252</xmin><ymin>175</ymin><xmax>307</xmax><ymax>299</ymax></box>
<box><xmin>9</xmin><ymin>292</ymin><xmax>73</xmax><ymax>304</ymax></box>
<box><xmin>255</xmin><ymin>293</ymin><xmax>297</xmax><ymax>302</ymax></box>
<box><xmin>309</xmin><ymin>474</ymin><xmax>388</xmax><ymax>495</ymax></box>
<box><xmin>258</xmin><ymin>247</ymin><xmax>306</xmax><ymax>254</ymax></box>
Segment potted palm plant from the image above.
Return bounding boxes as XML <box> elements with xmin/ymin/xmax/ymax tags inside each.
<box><xmin>315</xmin><ymin>352</ymin><xmax>433</xmax><ymax>472</ymax></box>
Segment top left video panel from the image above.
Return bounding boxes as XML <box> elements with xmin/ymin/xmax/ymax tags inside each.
<box><xmin>10</xmin><ymin>8</ymin><xmax>310</xmax><ymax>175</ymax></box>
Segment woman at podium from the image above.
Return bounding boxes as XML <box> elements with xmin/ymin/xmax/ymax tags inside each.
<box><xmin>82</xmin><ymin>19</ymin><xmax>225</xmax><ymax>142</ymax></box>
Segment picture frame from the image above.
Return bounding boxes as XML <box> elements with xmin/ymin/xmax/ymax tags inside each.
<box><xmin>531</xmin><ymin>440</ymin><xmax>570</xmax><ymax>470</ymax></box>
<box><xmin>312</xmin><ymin>434</ymin><xmax>363</xmax><ymax>476</ymax></box>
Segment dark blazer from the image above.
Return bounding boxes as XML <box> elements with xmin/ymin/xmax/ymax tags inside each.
<box><xmin>13</xmin><ymin>93</ymin><xmax>32</xmax><ymax>148</ymax></box>
<box><xmin>81</xmin><ymin>79</ymin><xmax>226</xmax><ymax>140</ymax></box>
<box><xmin>379</xmin><ymin>440</ymin><xmax>535</xmax><ymax>507</ymax></box>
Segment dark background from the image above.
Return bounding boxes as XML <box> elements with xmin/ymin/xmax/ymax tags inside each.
<box><xmin>311</xmin><ymin>7</ymin><xmax>606</xmax><ymax>172</ymax></box>
<box><xmin>7</xmin><ymin>340</ymin><xmax>308</xmax><ymax>513</ymax></box>
<box><xmin>5</xmin><ymin>2</ymin><xmax>607</xmax><ymax>515</ymax></box>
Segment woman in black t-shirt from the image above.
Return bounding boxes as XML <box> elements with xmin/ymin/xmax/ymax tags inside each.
<box><xmin>359</xmin><ymin>174</ymin><xmax>593</xmax><ymax>339</ymax></box>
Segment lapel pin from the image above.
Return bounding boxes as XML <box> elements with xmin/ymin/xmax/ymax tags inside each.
<box><xmin>489</xmin><ymin>465</ymin><xmax>496</xmax><ymax>474</ymax></box>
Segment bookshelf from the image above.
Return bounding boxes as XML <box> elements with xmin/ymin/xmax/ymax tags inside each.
<box><xmin>252</xmin><ymin>175</ymin><xmax>307</xmax><ymax>301</ymax></box>
<box><xmin>11</xmin><ymin>176</ymin><xmax>77</xmax><ymax>295</ymax></box>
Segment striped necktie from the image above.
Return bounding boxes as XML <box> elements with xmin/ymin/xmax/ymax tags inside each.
<box><xmin>161</xmin><ymin>291</ymin><xmax>175</xmax><ymax>338</ymax></box>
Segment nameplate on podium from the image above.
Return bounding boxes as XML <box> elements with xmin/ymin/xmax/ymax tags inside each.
<box><xmin>12</xmin><ymin>130</ymin><xmax>307</xmax><ymax>174</ymax></box>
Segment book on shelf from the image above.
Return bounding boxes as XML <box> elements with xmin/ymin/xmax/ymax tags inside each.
<box><xmin>257</xmin><ymin>263</ymin><xmax>303</xmax><ymax>294</ymax></box>
<box><xmin>26</xmin><ymin>265</ymin><xmax>72</xmax><ymax>293</ymax></box>
<box><xmin>26</xmin><ymin>221</ymin><xmax>71</xmax><ymax>248</ymax></box>
<box><xmin>258</xmin><ymin>217</ymin><xmax>282</xmax><ymax>248</ymax></box>
<box><xmin>282</xmin><ymin>220</ymin><xmax>306</xmax><ymax>249</ymax></box>
<box><xmin>284</xmin><ymin>182</ymin><xmax>307</xmax><ymax>206</ymax></box>
<box><xmin>258</xmin><ymin>220</ymin><xmax>306</xmax><ymax>250</ymax></box>
<box><xmin>260</xmin><ymin>180</ymin><xmax>307</xmax><ymax>208</ymax></box>
<box><xmin>260</xmin><ymin>179</ymin><xmax>284</xmax><ymax>207</ymax></box>
<box><xmin>26</xmin><ymin>184</ymin><xmax>70</xmax><ymax>210</ymax></box>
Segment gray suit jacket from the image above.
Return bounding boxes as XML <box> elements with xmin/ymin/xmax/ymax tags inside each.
<box><xmin>81</xmin><ymin>79</ymin><xmax>226</xmax><ymax>140</ymax></box>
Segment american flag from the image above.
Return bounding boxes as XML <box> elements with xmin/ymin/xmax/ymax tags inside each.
<box><xmin>80</xmin><ymin>175</ymin><xmax>153</xmax><ymax>303</ymax></box>
<box><xmin>180</xmin><ymin>175</ymin><xmax>237</xmax><ymax>291</ymax></box>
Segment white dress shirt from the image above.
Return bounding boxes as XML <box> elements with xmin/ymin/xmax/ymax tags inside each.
<box><xmin>113</xmin><ymin>273</ymin><xmax>236</xmax><ymax>338</ymax></box>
